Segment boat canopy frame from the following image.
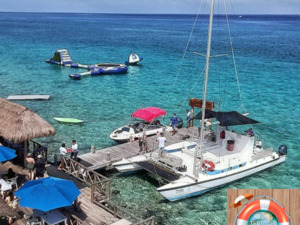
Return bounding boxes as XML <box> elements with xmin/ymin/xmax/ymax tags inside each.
<box><xmin>193</xmin><ymin>110</ymin><xmax>259</xmax><ymax>126</ymax></box>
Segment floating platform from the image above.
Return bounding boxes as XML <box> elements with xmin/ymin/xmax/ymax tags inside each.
<box><xmin>46</xmin><ymin>49</ymin><xmax>128</xmax><ymax>80</ymax></box>
<box><xmin>78</xmin><ymin>127</ymin><xmax>199</xmax><ymax>171</ymax></box>
<box><xmin>7</xmin><ymin>95</ymin><xmax>51</xmax><ymax>100</ymax></box>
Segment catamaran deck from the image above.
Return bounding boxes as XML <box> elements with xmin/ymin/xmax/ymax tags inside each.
<box><xmin>78</xmin><ymin>127</ymin><xmax>200</xmax><ymax>171</ymax></box>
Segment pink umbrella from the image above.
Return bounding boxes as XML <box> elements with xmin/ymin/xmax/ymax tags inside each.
<box><xmin>131</xmin><ymin>107</ymin><xmax>166</xmax><ymax>122</ymax></box>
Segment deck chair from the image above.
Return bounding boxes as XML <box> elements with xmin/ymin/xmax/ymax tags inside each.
<box><xmin>10</xmin><ymin>197</ymin><xmax>19</xmax><ymax>210</ymax></box>
<box><xmin>7</xmin><ymin>176</ymin><xmax>18</xmax><ymax>189</ymax></box>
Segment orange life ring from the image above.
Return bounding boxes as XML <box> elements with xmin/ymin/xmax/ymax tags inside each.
<box><xmin>237</xmin><ymin>199</ymin><xmax>289</xmax><ymax>225</ymax></box>
<box><xmin>202</xmin><ymin>160</ymin><xmax>215</xmax><ymax>171</ymax></box>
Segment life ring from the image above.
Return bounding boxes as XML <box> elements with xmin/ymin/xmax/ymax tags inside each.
<box><xmin>202</xmin><ymin>160</ymin><xmax>215</xmax><ymax>171</ymax></box>
<box><xmin>237</xmin><ymin>199</ymin><xmax>289</xmax><ymax>225</ymax></box>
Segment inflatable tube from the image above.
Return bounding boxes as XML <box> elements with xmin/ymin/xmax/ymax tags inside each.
<box><xmin>176</xmin><ymin>117</ymin><xmax>183</xmax><ymax>129</ymax></box>
<box><xmin>125</xmin><ymin>53</ymin><xmax>143</xmax><ymax>65</ymax></box>
<box><xmin>70</xmin><ymin>63</ymin><xmax>79</xmax><ymax>68</ymax></box>
<box><xmin>237</xmin><ymin>199</ymin><xmax>289</xmax><ymax>225</ymax></box>
<box><xmin>69</xmin><ymin>74</ymin><xmax>81</xmax><ymax>80</ymax></box>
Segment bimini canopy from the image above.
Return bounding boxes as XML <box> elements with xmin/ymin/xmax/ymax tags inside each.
<box><xmin>193</xmin><ymin>110</ymin><xmax>259</xmax><ymax>126</ymax></box>
<box><xmin>131</xmin><ymin>107</ymin><xmax>166</xmax><ymax>122</ymax></box>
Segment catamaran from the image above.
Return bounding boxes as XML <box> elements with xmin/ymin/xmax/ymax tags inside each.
<box><xmin>113</xmin><ymin>0</ymin><xmax>287</xmax><ymax>201</ymax></box>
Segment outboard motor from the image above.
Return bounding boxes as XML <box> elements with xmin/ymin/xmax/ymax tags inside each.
<box><xmin>278</xmin><ymin>145</ymin><xmax>288</xmax><ymax>155</ymax></box>
<box><xmin>176</xmin><ymin>117</ymin><xmax>183</xmax><ymax>129</ymax></box>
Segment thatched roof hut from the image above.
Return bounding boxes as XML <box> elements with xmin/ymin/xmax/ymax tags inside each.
<box><xmin>0</xmin><ymin>98</ymin><xmax>55</xmax><ymax>143</ymax></box>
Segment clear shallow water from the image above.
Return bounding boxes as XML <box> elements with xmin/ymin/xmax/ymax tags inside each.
<box><xmin>0</xmin><ymin>12</ymin><xmax>299</xmax><ymax>224</ymax></box>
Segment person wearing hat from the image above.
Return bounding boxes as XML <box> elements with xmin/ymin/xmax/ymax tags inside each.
<box><xmin>25</xmin><ymin>153</ymin><xmax>35</xmax><ymax>180</ymax></box>
<box><xmin>34</xmin><ymin>155</ymin><xmax>46</xmax><ymax>179</ymax></box>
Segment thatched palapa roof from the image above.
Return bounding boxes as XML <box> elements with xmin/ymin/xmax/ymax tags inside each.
<box><xmin>0</xmin><ymin>98</ymin><xmax>55</xmax><ymax>143</ymax></box>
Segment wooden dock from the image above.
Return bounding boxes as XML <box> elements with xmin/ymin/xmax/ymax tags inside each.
<box><xmin>7</xmin><ymin>95</ymin><xmax>51</xmax><ymax>100</ymax></box>
<box><xmin>78</xmin><ymin>127</ymin><xmax>199</xmax><ymax>171</ymax></box>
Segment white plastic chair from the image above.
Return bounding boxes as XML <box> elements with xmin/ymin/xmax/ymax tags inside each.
<box><xmin>24</xmin><ymin>214</ymin><xmax>42</xmax><ymax>225</ymax></box>
<box><xmin>7</xmin><ymin>176</ymin><xmax>18</xmax><ymax>189</ymax></box>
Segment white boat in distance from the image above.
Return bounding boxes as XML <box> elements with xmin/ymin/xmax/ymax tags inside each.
<box><xmin>113</xmin><ymin>0</ymin><xmax>287</xmax><ymax>201</ymax></box>
<box><xmin>110</xmin><ymin>107</ymin><xmax>174</xmax><ymax>144</ymax></box>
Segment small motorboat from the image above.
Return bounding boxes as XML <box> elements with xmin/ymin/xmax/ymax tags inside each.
<box><xmin>54</xmin><ymin>117</ymin><xmax>84</xmax><ymax>124</ymax></box>
<box><xmin>125</xmin><ymin>53</ymin><xmax>143</xmax><ymax>65</ymax></box>
<box><xmin>110</xmin><ymin>107</ymin><xmax>172</xmax><ymax>144</ymax></box>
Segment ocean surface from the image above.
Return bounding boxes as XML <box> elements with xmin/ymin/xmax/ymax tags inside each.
<box><xmin>0</xmin><ymin>12</ymin><xmax>300</xmax><ymax>224</ymax></box>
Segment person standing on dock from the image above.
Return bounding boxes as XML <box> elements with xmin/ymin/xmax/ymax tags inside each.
<box><xmin>25</xmin><ymin>153</ymin><xmax>35</xmax><ymax>180</ymax></box>
<box><xmin>58</xmin><ymin>143</ymin><xmax>67</xmax><ymax>170</ymax></box>
<box><xmin>186</xmin><ymin>109</ymin><xmax>192</xmax><ymax>128</ymax></box>
<box><xmin>142</xmin><ymin>132</ymin><xmax>149</xmax><ymax>153</ymax></box>
<box><xmin>71</xmin><ymin>140</ymin><xmax>79</xmax><ymax>161</ymax></box>
<box><xmin>34</xmin><ymin>155</ymin><xmax>46</xmax><ymax>179</ymax></box>
<box><xmin>138</xmin><ymin>135</ymin><xmax>143</xmax><ymax>154</ymax></box>
<box><xmin>157</xmin><ymin>133</ymin><xmax>166</xmax><ymax>156</ymax></box>
<box><xmin>170</xmin><ymin>113</ymin><xmax>179</xmax><ymax>136</ymax></box>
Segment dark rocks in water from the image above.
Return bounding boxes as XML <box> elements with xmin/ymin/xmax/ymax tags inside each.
<box><xmin>112</xmin><ymin>190</ymin><xmax>120</xmax><ymax>195</ymax></box>
<box><xmin>145</xmin><ymin>209</ymin><xmax>156</xmax><ymax>217</ymax></box>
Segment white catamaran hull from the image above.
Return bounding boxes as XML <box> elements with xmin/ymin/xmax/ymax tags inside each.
<box><xmin>158</xmin><ymin>156</ymin><xmax>286</xmax><ymax>201</ymax></box>
<box><xmin>112</xmin><ymin>155</ymin><xmax>147</xmax><ymax>174</ymax></box>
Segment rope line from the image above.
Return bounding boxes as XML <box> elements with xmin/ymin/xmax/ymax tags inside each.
<box><xmin>176</xmin><ymin>66</ymin><xmax>206</xmax><ymax>115</ymax></box>
<box><xmin>171</xmin><ymin>0</ymin><xmax>205</xmax><ymax>90</ymax></box>
<box><xmin>223</xmin><ymin>0</ymin><xmax>247</xmax><ymax>114</ymax></box>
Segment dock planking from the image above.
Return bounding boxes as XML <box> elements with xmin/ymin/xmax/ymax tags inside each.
<box><xmin>78</xmin><ymin>127</ymin><xmax>199</xmax><ymax>171</ymax></box>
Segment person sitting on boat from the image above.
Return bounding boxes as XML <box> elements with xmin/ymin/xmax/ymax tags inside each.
<box><xmin>186</xmin><ymin>109</ymin><xmax>192</xmax><ymax>128</ymax></box>
<box><xmin>245</xmin><ymin>128</ymin><xmax>254</xmax><ymax>137</ymax></box>
<box><xmin>154</xmin><ymin>119</ymin><xmax>162</xmax><ymax>126</ymax></box>
<box><xmin>170</xmin><ymin>113</ymin><xmax>179</xmax><ymax>136</ymax></box>
<box><xmin>138</xmin><ymin>122</ymin><xmax>144</xmax><ymax>131</ymax></box>
<box><xmin>156</xmin><ymin>133</ymin><xmax>166</xmax><ymax>156</ymax></box>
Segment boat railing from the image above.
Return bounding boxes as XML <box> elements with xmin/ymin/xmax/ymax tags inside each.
<box><xmin>62</xmin><ymin>156</ymin><xmax>110</xmax><ymax>199</ymax></box>
<box><xmin>65</xmin><ymin>214</ymin><xmax>85</xmax><ymax>225</ymax></box>
<box><xmin>63</xmin><ymin>156</ymin><xmax>155</xmax><ymax>225</ymax></box>
<box><xmin>252</xmin><ymin>148</ymin><xmax>274</xmax><ymax>160</ymax></box>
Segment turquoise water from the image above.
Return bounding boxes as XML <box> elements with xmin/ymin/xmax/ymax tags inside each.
<box><xmin>0</xmin><ymin>12</ymin><xmax>300</xmax><ymax>224</ymax></box>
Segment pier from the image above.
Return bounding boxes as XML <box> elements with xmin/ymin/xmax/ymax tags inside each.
<box><xmin>78</xmin><ymin>127</ymin><xmax>199</xmax><ymax>171</ymax></box>
<box><xmin>3</xmin><ymin>160</ymin><xmax>155</xmax><ymax>225</ymax></box>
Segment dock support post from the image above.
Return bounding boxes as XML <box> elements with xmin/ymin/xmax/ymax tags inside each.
<box><xmin>23</xmin><ymin>141</ymin><xmax>28</xmax><ymax>168</ymax></box>
<box><xmin>91</xmin><ymin>184</ymin><xmax>95</xmax><ymax>204</ymax></box>
<box><xmin>91</xmin><ymin>145</ymin><xmax>95</xmax><ymax>154</ymax></box>
<box><xmin>191</xmin><ymin>106</ymin><xmax>194</xmax><ymax>127</ymax></box>
<box><xmin>106</xmin><ymin>152</ymin><xmax>111</xmax><ymax>161</ymax></box>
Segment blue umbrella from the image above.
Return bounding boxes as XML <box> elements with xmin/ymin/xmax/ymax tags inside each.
<box><xmin>15</xmin><ymin>177</ymin><xmax>81</xmax><ymax>211</ymax></box>
<box><xmin>0</xmin><ymin>146</ymin><xmax>17</xmax><ymax>162</ymax></box>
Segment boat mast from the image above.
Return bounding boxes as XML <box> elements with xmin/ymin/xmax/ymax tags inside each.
<box><xmin>193</xmin><ymin>0</ymin><xmax>215</xmax><ymax>178</ymax></box>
